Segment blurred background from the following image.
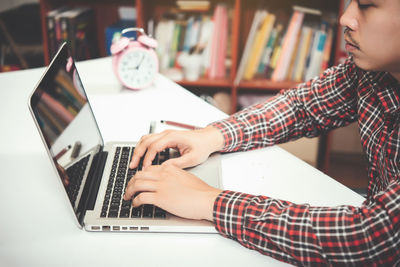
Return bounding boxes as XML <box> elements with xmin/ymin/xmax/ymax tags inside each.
<box><xmin>0</xmin><ymin>0</ymin><xmax>368</xmax><ymax>196</ymax></box>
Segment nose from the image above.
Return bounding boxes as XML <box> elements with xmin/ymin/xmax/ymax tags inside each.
<box><xmin>340</xmin><ymin>0</ymin><xmax>359</xmax><ymax>31</ymax></box>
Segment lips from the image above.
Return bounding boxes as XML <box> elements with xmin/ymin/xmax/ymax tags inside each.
<box><xmin>345</xmin><ymin>38</ymin><xmax>360</xmax><ymax>50</ymax></box>
<box><xmin>344</xmin><ymin>33</ymin><xmax>360</xmax><ymax>52</ymax></box>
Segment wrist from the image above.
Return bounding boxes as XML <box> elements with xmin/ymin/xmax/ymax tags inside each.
<box><xmin>202</xmin><ymin>189</ymin><xmax>223</xmax><ymax>221</ymax></box>
<box><xmin>200</xmin><ymin>125</ymin><xmax>224</xmax><ymax>153</ymax></box>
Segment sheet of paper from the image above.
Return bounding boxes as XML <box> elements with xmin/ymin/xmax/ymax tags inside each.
<box><xmin>221</xmin><ymin>146</ymin><xmax>365</xmax><ymax>207</ymax></box>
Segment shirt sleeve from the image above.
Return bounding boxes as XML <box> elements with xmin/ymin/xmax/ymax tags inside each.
<box><xmin>211</xmin><ymin>57</ymin><xmax>359</xmax><ymax>152</ymax></box>
<box><xmin>213</xmin><ymin>180</ymin><xmax>400</xmax><ymax>266</ymax></box>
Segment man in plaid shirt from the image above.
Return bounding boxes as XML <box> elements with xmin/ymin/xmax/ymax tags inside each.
<box><xmin>125</xmin><ymin>0</ymin><xmax>400</xmax><ymax>265</ymax></box>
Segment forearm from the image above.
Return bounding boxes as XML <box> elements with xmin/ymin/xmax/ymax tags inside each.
<box><xmin>211</xmin><ymin>60</ymin><xmax>359</xmax><ymax>153</ymax></box>
<box><xmin>212</xmin><ymin>182</ymin><xmax>400</xmax><ymax>266</ymax></box>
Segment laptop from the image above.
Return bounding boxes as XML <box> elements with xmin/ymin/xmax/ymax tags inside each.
<box><xmin>28</xmin><ymin>42</ymin><xmax>222</xmax><ymax>233</ymax></box>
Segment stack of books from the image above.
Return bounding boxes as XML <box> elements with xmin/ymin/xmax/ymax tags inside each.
<box><xmin>154</xmin><ymin>3</ymin><xmax>230</xmax><ymax>80</ymax></box>
<box><xmin>45</xmin><ymin>6</ymin><xmax>99</xmax><ymax>61</ymax></box>
<box><xmin>236</xmin><ymin>5</ymin><xmax>334</xmax><ymax>84</ymax></box>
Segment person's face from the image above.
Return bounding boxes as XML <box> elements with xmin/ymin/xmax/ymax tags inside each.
<box><xmin>340</xmin><ymin>0</ymin><xmax>400</xmax><ymax>79</ymax></box>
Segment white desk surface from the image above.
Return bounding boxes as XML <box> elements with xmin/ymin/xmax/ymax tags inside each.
<box><xmin>0</xmin><ymin>57</ymin><xmax>364</xmax><ymax>267</ymax></box>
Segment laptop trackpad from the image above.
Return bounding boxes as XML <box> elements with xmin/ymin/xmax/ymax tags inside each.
<box><xmin>185</xmin><ymin>153</ymin><xmax>222</xmax><ymax>189</ymax></box>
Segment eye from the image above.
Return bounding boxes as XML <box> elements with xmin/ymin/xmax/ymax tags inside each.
<box><xmin>358</xmin><ymin>3</ymin><xmax>373</xmax><ymax>9</ymax></box>
<box><xmin>357</xmin><ymin>0</ymin><xmax>374</xmax><ymax>9</ymax></box>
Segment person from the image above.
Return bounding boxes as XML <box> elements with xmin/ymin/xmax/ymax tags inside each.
<box><xmin>124</xmin><ymin>0</ymin><xmax>400</xmax><ymax>265</ymax></box>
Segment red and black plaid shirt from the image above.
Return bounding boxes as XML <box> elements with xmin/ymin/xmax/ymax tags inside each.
<box><xmin>211</xmin><ymin>57</ymin><xmax>400</xmax><ymax>266</ymax></box>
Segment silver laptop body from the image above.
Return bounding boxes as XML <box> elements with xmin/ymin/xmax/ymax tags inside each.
<box><xmin>28</xmin><ymin>42</ymin><xmax>222</xmax><ymax>233</ymax></box>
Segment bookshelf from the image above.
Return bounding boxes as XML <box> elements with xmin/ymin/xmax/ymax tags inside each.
<box><xmin>40</xmin><ymin>0</ymin><xmax>343</xmax><ymax>108</ymax></box>
<box><xmin>134</xmin><ymin>0</ymin><xmax>343</xmax><ymax>111</ymax></box>
<box><xmin>39</xmin><ymin>0</ymin><xmax>347</xmax><ymax>172</ymax></box>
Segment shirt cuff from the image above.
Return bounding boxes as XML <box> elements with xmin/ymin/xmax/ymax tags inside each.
<box><xmin>213</xmin><ymin>190</ymin><xmax>253</xmax><ymax>242</ymax></box>
<box><xmin>209</xmin><ymin>120</ymin><xmax>243</xmax><ymax>152</ymax></box>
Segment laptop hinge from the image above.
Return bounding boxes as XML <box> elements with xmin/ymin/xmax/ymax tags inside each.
<box><xmin>77</xmin><ymin>151</ymin><xmax>108</xmax><ymax>225</ymax></box>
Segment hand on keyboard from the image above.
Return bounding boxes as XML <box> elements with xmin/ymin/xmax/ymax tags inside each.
<box><xmin>129</xmin><ymin>126</ymin><xmax>224</xmax><ymax>170</ymax></box>
<box><xmin>123</xmin><ymin>164</ymin><xmax>222</xmax><ymax>221</ymax></box>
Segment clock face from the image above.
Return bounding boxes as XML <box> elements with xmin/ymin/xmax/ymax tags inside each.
<box><xmin>117</xmin><ymin>48</ymin><xmax>158</xmax><ymax>89</ymax></box>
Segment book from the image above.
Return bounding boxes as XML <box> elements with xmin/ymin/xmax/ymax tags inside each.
<box><xmin>234</xmin><ymin>10</ymin><xmax>267</xmax><ymax>85</ymax></box>
<box><xmin>271</xmin><ymin>5</ymin><xmax>321</xmax><ymax>81</ymax></box>
<box><xmin>243</xmin><ymin>13</ymin><xmax>276</xmax><ymax>80</ymax></box>
<box><xmin>153</xmin><ymin>6</ymin><xmax>228</xmax><ymax>79</ymax></box>
<box><xmin>286</xmin><ymin>28</ymin><xmax>302</xmax><ymax>80</ymax></box>
<box><xmin>292</xmin><ymin>26</ymin><xmax>313</xmax><ymax>81</ymax></box>
<box><xmin>304</xmin><ymin>26</ymin><xmax>327</xmax><ymax>80</ymax></box>
<box><xmin>199</xmin><ymin>16</ymin><xmax>214</xmax><ymax>75</ymax></box>
<box><xmin>208</xmin><ymin>4</ymin><xmax>228</xmax><ymax>79</ymax></box>
<box><xmin>187</xmin><ymin>16</ymin><xmax>202</xmax><ymax>53</ymax></box>
<box><xmin>155</xmin><ymin>19</ymin><xmax>176</xmax><ymax>70</ymax></box>
<box><xmin>320</xmin><ymin>26</ymin><xmax>334</xmax><ymax>72</ymax></box>
<box><xmin>170</xmin><ymin>21</ymin><xmax>184</xmax><ymax>67</ymax></box>
<box><xmin>46</xmin><ymin>6</ymin><xmax>69</xmax><ymax>58</ymax></box>
<box><xmin>265</xmin><ymin>24</ymin><xmax>284</xmax><ymax>78</ymax></box>
<box><xmin>49</xmin><ymin>7</ymin><xmax>98</xmax><ymax>61</ymax></box>
<box><xmin>182</xmin><ymin>16</ymin><xmax>195</xmax><ymax>52</ymax></box>
<box><xmin>257</xmin><ymin>24</ymin><xmax>279</xmax><ymax>74</ymax></box>
<box><xmin>271</xmin><ymin>9</ymin><xmax>305</xmax><ymax>81</ymax></box>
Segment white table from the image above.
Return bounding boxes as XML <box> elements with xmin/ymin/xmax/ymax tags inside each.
<box><xmin>0</xmin><ymin>57</ymin><xmax>364</xmax><ymax>267</ymax></box>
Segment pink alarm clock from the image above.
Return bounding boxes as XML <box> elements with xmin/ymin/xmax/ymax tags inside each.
<box><xmin>111</xmin><ymin>28</ymin><xmax>158</xmax><ymax>90</ymax></box>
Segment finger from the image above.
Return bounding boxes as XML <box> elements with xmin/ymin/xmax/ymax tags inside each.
<box><xmin>142</xmin><ymin>133</ymin><xmax>180</xmax><ymax>168</ymax></box>
<box><xmin>132</xmin><ymin>192</ymin><xmax>157</xmax><ymax>207</ymax></box>
<box><xmin>126</xmin><ymin>165</ymin><xmax>159</xmax><ymax>188</ymax></box>
<box><xmin>123</xmin><ymin>178</ymin><xmax>158</xmax><ymax>201</ymax></box>
<box><xmin>130</xmin><ymin>134</ymin><xmax>159</xmax><ymax>169</ymax></box>
<box><xmin>124</xmin><ymin>169</ymin><xmax>160</xmax><ymax>200</ymax></box>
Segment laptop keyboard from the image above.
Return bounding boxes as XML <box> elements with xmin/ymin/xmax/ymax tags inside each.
<box><xmin>66</xmin><ymin>155</ymin><xmax>90</xmax><ymax>207</ymax></box>
<box><xmin>100</xmin><ymin>146</ymin><xmax>169</xmax><ymax>219</ymax></box>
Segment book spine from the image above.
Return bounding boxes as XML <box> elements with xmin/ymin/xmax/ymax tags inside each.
<box><xmin>271</xmin><ymin>10</ymin><xmax>305</xmax><ymax>81</ymax></box>
<box><xmin>234</xmin><ymin>10</ymin><xmax>265</xmax><ymax>85</ymax></box>
<box><xmin>320</xmin><ymin>27</ymin><xmax>333</xmax><ymax>72</ymax></box>
<box><xmin>216</xmin><ymin>5</ymin><xmax>228</xmax><ymax>78</ymax></box>
<box><xmin>183</xmin><ymin>16</ymin><xmax>194</xmax><ymax>52</ymax></box>
<box><xmin>305</xmin><ymin>29</ymin><xmax>326</xmax><ymax>80</ymax></box>
<box><xmin>243</xmin><ymin>13</ymin><xmax>275</xmax><ymax>80</ymax></box>
<box><xmin>257</xmin><ymin>26</ymin><xmax>277</xmax><ymax>73</ymax></box>
<box><xmin>59</xmin><ymin>16</ymin><xmax>69</xmax><ymax>48</ymax></box>
<box><xmin>265</xmin><ymin>24</ymin><xmax>284</xmax><ymax>78</ymax></box>
<box><xmin>292</xmin><ymin>26</ymin><xmax>313</xmax><ymax>81</ymax></box>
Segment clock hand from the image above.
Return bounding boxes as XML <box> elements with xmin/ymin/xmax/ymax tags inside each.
<box><xmin>134</xmin><ymin>54</ymin><xmax>145</xmax><ymax>70</ymax></box>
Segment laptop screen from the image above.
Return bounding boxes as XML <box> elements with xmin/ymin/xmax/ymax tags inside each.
<box><xmin>29</xmin><ymin>43</ymin><xmax>103</xmax><ymax>212</ymax></box>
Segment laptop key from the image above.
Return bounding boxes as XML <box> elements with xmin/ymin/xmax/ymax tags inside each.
<box><xmin>143</xmin><ymin>204</ymin><xmax>154</xmax><ymax>218</ymax></box>
<box><xmin>119</xmin><ymin>208</ymin><xmax>130</xmax><ymax>218</ymax></box>
<box><xmin>154</xmin><ymin>207</ymin><xmax>166</xmax><ymax>219</ymax></box>
<box><xmin>131</xmin><ymin>206</ymin><xmax>142</xmax><ymax>218</ymax></box>
<box><xmin>108</xmin><ymin>211</ymin><xmax>118</xmax><ymax>218</ymax></box>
